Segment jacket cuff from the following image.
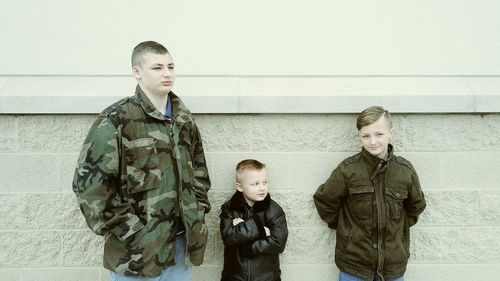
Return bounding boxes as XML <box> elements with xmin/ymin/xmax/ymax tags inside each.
<box><xmin>252</xmin><ymin>213</ymin><xmax>267</xmax><ymax>238</ymax></box>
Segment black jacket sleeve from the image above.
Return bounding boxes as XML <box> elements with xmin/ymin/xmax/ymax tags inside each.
<box><xmin>240</xmin><ymin>202</ymin><xmax>288</xmax><ymax>257</ymax></box>
<box><xmin>220</xmin><ymin>203</ymin><xmax>262</xmax><ymax>247</ymax></box>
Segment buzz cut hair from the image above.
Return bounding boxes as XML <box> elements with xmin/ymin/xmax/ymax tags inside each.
<box><xmin>235</xmin><ymin>159</ymin><xmax>266</xmax><ymax>183</ymax></box>
<box><xmin>356</xmin><ymin>106</ymin><xmax>393</xmax><ymax>130</ymax></box>
<box><xmin>131</xmin><ymin>41</ymin><xmax>169</xmax><ymax>67</ymax></box>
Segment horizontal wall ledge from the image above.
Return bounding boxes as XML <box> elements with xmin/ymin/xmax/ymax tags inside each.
<box><xmin>1</xmin><ymin>76</ymin><xmax>500</xmax><ymax>114</ymax></box>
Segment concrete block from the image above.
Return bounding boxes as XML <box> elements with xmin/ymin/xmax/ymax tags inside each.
<box><xmin>441</xmin><ymin>152</ymin><xmax>500</xmax><ymax>189</ymax></box>
<box><xmin>281</xmin><ymin>227</ymin><xmax>335</xmax><ymax>264</ymax></box>
<box><xmin>18</xmin><ymin>115</ymin><xmax>95</xmax><ymax>153</ymax></box>
<box><xmin>0</xmin><ymin>153</ymin><xmax>58</xmax><ymax>192</ymax></box>
<box><xmin>395</xmin><ymin>115</ymin><xmax>483</xmax><ymax>151</ymax></box>
<box><xmin>474</xmin><ymin>264</ymin><xmax>500</xmax><ymax>279</ymax></box>
<box><xmin>418</xmin><ymin>190</ymin><xmax>479</xmax><ymax>226</ymax></box>
<box><xmin>411</xmin><ymin>227</ymin><xmax>500</xmax><ymax>263</ymax></box>
<box><xmin>0</xmin><ymin>269</ymin><xmax>21</xmax><ymax>281</ymax></box>
<box><xmin>59</xmin><ymin>153</ymin><xmax>80</xmax><ymax>192</ymax></box>
<box><xmin>100</xmin><ymin>268</ymin><xmax>112</xmax><ymax>281</ymax></box>
<box><xmin>21</xmin><ymin>268</ymin><xmax>100</xmax><ymax>281</ymax></box>
<box><xmin>195</xmin><ymin>115</ymin><xmax>253</xmax><ymax>152</ymax></box>
<box><xmin>0</xmin><ymin>115</ymin><xmax>18</xmax><ymax>152</ymax></box>
<box><xmin>405</xmin><ymin>264</ymin><xmax>477</xmax><ymax>281</ymax></box>
<box><xmin>213</xmin><ymin>230</ymin><xmax>224</xmax><ymax>265</ymax></box>
<box><xmin>0</xmin><ymin>193</ymin><xmax>86</xmax><ymax>230</ymax></box>
<box><xmin>397</xmin><ymin>152</ymin><xmax>441</xmax><ymax>189</ymax></box>
<box><xmin>281</xmin><ymin>265</ymin><xmax>338</xmax><ymax>281</ymax></box>
<box><xmin>202</xmin><ymin>228</ymin><xmax>217</xmax><ymax>265</ymax></box>
<box><xmin>478</xmin><ymin>190</ymin><xmax>500</xmax><ymax>225</ymax></box>
<box><xmin>0</xmin><ymin>231</ymin><xmax>60</xmax><ymax>266</ymax></box>
<box><xmin>482</xmin><ymin>115</ymin><xmax>500</xmax><ymax>150</ymax></box>
<box><xmin>192</xmin><ymin>265</ymin><xmax>222</xmax><ymax>281</ymax></box>
<box><xmin>61</xmin><ymin>230</ymin><xmax>104</xmax><ymax>267</ymax></box>
<box><xmin>287</xmin><ymin>152</ymin><xmax>352</xmax><ymax>190</ymax></box>
<box><xmin>273</xmin><ymin>190</ymin><xmax>324</xmax><ymax>227</ymax></box>
<box><xmin>252</xmin><ymin>115</ymin><xmax>327</xmax><ymax>152</ymax></box>
<box><xmin>326</xmin><ymin>114</ymin><xmax>359</xmax><ymax>152</ymax></box>
<box><xmin>205</xmin><ymin>190</ymin><xmax>234</xmax><ymax>228</ymax></box>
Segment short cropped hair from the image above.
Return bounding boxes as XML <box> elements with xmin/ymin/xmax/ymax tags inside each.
<box><xmin>235</xmin><ymin>159</ymin><xmax>266</xmax><ymax>183</ymax></box>
<box><xmin>356</xmin><ymin>106</ymin><xmax>392</xmax><ymax>130</ymax></box>
<box><xmin>131</xmin><ymin>41</ymin><xmax>169</xmax><ymax>67</ymax></box>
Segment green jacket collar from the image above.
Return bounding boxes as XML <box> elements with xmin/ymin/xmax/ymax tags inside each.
<box><xmin>361</xmin><ymin>143</ymin><xmax>394</xmax><ymax>167</ymax></box>
<box><xmin>134</xmin><ymin>85</ymin><xmax>193</xmax><ymax>128</ymax></box>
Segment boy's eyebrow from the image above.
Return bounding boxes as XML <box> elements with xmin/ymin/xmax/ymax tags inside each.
<box><xmin>151</xmin><ymin>63</ymin><xmax>175</xmax><ymax>66</ymax></box>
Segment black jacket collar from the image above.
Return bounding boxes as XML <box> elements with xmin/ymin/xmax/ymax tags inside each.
<box><xmin>229</xmin><ymin>191</ymin><xmax>271</xmax><ymax>212</ymax></box>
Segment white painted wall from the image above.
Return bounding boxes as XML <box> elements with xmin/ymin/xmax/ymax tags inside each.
<box><xmin>1</xmin><ymin>0</ymin><xmax>500</xmax><ymax>75</ymax></box>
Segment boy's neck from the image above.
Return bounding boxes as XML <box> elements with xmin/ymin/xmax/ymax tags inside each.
<box><xmin>141</xmin><ymin>87</ymin><xmax>169</xmax><ymax>115</ymax></box>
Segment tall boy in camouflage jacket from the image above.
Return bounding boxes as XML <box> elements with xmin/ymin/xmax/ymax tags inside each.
<box><xmin>73</xmin><ymin>41</ymin><xmax>211</xmax><ymax>280</ymax></box>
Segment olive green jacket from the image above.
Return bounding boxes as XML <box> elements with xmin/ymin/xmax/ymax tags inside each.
<box><xmin>73</xmin><ymin>86</ymin><xmax>210</xmax><ymax>277</ymax></box>
<box><xmin>314</xmin><ymin>145</ymin><xmax>426</xmax><ymax>280</ymax></box>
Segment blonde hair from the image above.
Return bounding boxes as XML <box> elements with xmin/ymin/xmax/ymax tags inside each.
<box><xmin>235</xmin><ymin>159</ymin><xmax>266</xmax><ymax>183</ymax></box>
<box><xmin>356</xmin><ymin>106</ymin><xmax>392</xmax><ymax>130</ymax></box>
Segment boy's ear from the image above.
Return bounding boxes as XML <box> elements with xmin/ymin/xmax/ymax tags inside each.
<box><xmin>132</xmin><ymin>66</ymin><xmax>142</xmax><ymax>80</ymax></box>
<box><xmin>236</xmin><ymin>182</ymin><xmax>243</xmax><ymax>192</ymax></box>
<box><xmin>390</xmin><ymin>127</ymin><xmax>395</xmax><ymax>137</ymax></box>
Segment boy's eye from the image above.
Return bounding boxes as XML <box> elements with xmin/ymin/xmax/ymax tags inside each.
<box><xmin>168</xmin><ymin>66</ymin><xmax>174</xmax><ymax>70</ymax></box>
<box><xmin>152</xmin><ymin>67</ymin><xmax>161</xmax><ymax>70</ymax></box>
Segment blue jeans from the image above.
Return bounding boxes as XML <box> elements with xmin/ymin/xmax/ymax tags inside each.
<box><xmin>339</xmin><ymin>271</ymin><xmax>404</xmax><ymax>281</ymax></box>
<box><xmin>110</xmin><ymin>235</ymin><xmax>192</xmax><ymax>281</ymax></box>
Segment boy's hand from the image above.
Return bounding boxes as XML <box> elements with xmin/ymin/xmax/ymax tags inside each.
<box><xmin>264</xmin><ymin>226</ymin><xmax>271</xmax><ymax>237</ymax></box>
<box><xmin>232</xmin><ymin>218</ymin><xmax>244</xmax><ymax>226</ymax></box>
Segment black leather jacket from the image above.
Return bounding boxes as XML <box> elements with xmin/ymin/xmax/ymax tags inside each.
<box><xmin>220</xmin><ymin>192</ymin><xmax>288</xmax><ymax>281</ymax></box>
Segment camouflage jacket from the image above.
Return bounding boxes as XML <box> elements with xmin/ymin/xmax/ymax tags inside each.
<box><xmin>73</xmin><ymin>85</ymin><xmax>211</xmax><ymax>277</ymax></box>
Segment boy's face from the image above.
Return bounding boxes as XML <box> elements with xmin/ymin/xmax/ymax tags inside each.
<box><xmin>236</xmin><ymin>168</ymin><xmax>269</xmax><ymax>207</ymax></box>
<box><xmin>358</xmin><ymin>116</ymin><xmax>394</xmax><ymax>160</ymax></box>
<box><xmin>133</xmin><ymin>52</ymin><xmax>175</xmax><ymax>97</ymax></box>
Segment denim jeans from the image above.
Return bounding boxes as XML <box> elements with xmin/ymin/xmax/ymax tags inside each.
<box><xmin>110</xmin><ymin>235</ymin><xmax>192</xmax><ymax>281</ymax></box>
<box><xmin>339</xmin><ymin>271</ymin><xmax>404</xmax><ymax>281</ymax></box>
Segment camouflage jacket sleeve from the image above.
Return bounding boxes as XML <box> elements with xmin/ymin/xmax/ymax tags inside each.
<box><xmin>190</xmin><ymin>121</ymin><xmax>211</xmax><ymax>213</ymax></box>
<box><xmin>73</xmin><ymin>116</ymin><xmax>144</xmax><ymax>240</ymax></box>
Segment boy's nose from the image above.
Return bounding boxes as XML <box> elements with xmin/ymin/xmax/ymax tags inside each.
<box><xmin>163</xmin><ymin>69</ymin><xmax>172</xmax><ymax>77</ymax></box>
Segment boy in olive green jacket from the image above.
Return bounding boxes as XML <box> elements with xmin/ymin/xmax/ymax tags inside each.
<box><xmin>314</xmin><ymin>106</ymin><xmax>426</xmax><ymax>281</ymax></box>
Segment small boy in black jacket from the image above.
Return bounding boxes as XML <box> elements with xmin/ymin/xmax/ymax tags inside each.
<box><xmin>220</xmin><ymin>159</ymin><xmax>288</xmax><ymax>281</ymax></box>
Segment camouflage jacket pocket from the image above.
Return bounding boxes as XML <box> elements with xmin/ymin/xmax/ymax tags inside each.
<box><xmin>124</xmin><ymin>137</ymin><xmax>162</xmax><ymax>194</ymax></box>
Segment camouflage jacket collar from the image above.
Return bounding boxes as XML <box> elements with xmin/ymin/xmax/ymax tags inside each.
<box><xmin>134</xmin><ymin>85</ymin><xmax>193</xmax><ymax>128</ymax></box>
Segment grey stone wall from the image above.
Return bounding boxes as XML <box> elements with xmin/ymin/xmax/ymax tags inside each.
<box><xmin>1</xmin><ymin>113</ymin><xmax>499</xmax><ymax>281</ymax></box>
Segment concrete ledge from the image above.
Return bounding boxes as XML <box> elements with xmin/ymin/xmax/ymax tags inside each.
<box><xmin>1</xmin><ymin>76</ymin><xmax>499</xmax><ymax>113</ymax></box>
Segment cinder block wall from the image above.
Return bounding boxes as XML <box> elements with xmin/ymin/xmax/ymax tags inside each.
<box><xmin>1</xmin><ymin>113</ymin><xmax>499</xmax><ymax>281</ymax></box>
